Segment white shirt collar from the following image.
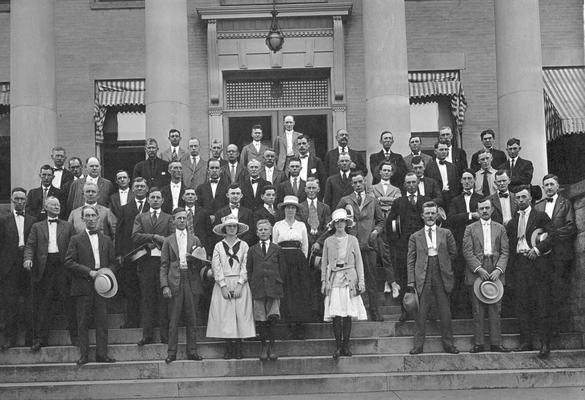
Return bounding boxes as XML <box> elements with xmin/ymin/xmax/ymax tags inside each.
<box><xmin>481</xmin><ymin>219</ymin><xmax>491</xmax><ymax>226</ymax></box>
<box><xmin>380</xmin><ymin>179</ymin><xmax>390</xmax><ymax>185</ymax></box>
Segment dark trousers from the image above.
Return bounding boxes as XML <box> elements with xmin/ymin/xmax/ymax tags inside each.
<box><xmin>167</xmin><ymin>270</ymin><xmax>200</xmax><ymax>357</ymax></box>
<box><xmin>118</xmin><ymin>260</ymin><xmax>141</xmax><ymax>327</ymax></box>
<box><xmin>414</xmin><ymin>256</ymin><xmax>454</xmax><ymax>348</ymax></box>
<box><xmin>514</xmin><ymin>255</ymin><xmax>552</xmax><ymax>345</ymax></box>
<box><xmin>76</xmin><ymin>291</ymin><xmax>108</xmax><ymax>358</ymax></box>
<box><xmin>375</xmin><ymin>233</ymin><xmax>395</xmax><ymax>283</ymax></box>
<box><xmin>551</xmin><ymin>258</ymin><xmax>572</xmax><ymax>330</ymax></box>
<box><xmin>0</xmin><ymin>254</ymin><xmax>32</xmax><ymax>346</ymax></box>
<box><xmin>138</xmin><ymin>257</ymin><xmax>168</xmax><ymax>341</ymax></box>
<box><xmin>451</xmin><ymin>255</ymin><xmax>471</xmax><ymax>318</ymax></box>
<box><xmin>361</xmin><ymin>248</ymin><xmax>379</xmax><ymax>311</ymax></box>
<box><xmin>469</xmin><ymin>286</ymin><xmax>502</xmax><ymax>346</ymax></box>
<box><xmin>33</xmin><ymin>254</ymin><xmax>77</xmax><ymax>344</ymax></box>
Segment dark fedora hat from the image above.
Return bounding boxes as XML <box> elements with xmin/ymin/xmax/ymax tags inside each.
<box><xmin>402</xmin><ymin>287</ymin><xmax>419</xmax><ymax>316</ymax></box>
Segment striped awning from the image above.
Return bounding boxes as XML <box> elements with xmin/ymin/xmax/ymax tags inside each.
<box><xmin>0</xmin><ymin>82</ymin><xmax>9</xmax><ymax>106</ymax></box>
<box><xmin>408</xmin><ymin>71</ymin><xmax>468</xmax><ymax>136</ymax></box>
<box><xmin>94</xmin><ymin>79</ymin><xmax>145</xmax><ymax>143</ymax></box>
<box><xmin>543</xmin><ymin>67</ymin><xmax>585</xmax><ymax>142</ymax></box>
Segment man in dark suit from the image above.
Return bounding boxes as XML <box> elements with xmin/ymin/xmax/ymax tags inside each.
<box><xmin>446</xmin><ymin>169</ymin><xmax>481</xmax><ymax>318</ymax></box>
<box><xmin>67</xmin><ymin>157</ymin><xmax>116</xmax><ymax>213</ymax></box>
<box><xmin>407</xmin><ymin>201</ymin><xmax>459</xmax><ymax>355</ymax></box>
<box><xmin>534</xmin><ymin>174</ymin><xmax>577</xmax><ymax>334</ymax></box>
<box><xmin>240</xmin><ymin>124</ymin><xmax>270</xmax><ymax>167</ymax></box>
<box><xmin>109</xmin><ymin>170</ymin><xmax>133</xmax><ymax>220</ymax></box>
<box><xmin>276</xmin><ymin>157</ymin><xmax>307</xmax><ymax>204</ymax></box>
<box><xmin>115</xmin><ymin>178</ymin><xmax>150</xmax><ymax>328</ymax></box>
<box><xmin>323</xmin><ymin>128</ymin><xmax>367</xmax><ymax>178</ymax></box>
<box><xmin>386</xmin><ymin>173</ymin><xmax>429</xmax><ymax>321</ymax></box>
<box><xmin>61</xmin><ymin>157</ymin><xmax>83</xmax><ymax>207</ymax></box>
<box><xmin>133</xmin><ymin>138</ymin><xmax>171</xmax><ymax>190</ymax></box>
<box><xmin>253</xmin><ymin>185</ymin><xmax>282</xmax><ymax>229</ymax></box>
<box><xmin>323</xmin><ymin>153</ymin><xmax>354</xmax><ymax>209</ymax></box>
<box><xmin>65</xmin><ymin>205</ymin><xmax>117</xmax><ymax>365</ymax></box>
<box><xmin>411</xmin><ymin>156</ymin><xmax>443</xmax><ymax>206</ymax></box>
<box><xmin>196</xmin><ymin>160</ymin><xmax>229</xmax><ymax>215</ymax></box>
<box><xmin>160</xmin><ymin>161</ymin><xmax>186</xmax><ymax>214</ymax></box>
<box><xmin>213</xmin><ymin>183</ymin><xmax>255</xmax><ymax>246</ymax></box>
<box><xmin>259</xmin><ymin>149</ymin><xmax>286</xmax><ymax>186</ymax></box>
<box><xmin>507</xmin><ymin>186</ymin><xmax>554</xmax><ymax>358</ymax></box>
<box><xmin>469</xmin><ymin>129</ymin><xmax>507</xmax><ymax>172</ymax></box>
<box><xmin>438</xmin><ymin>126</ymin><xmax>468</xmax><ymax>172</ymax></box>
<box><xmin>221</xmin><ymin>144</ymin><xmax>245</xmax><ymax>184</ymax></box>
<box><xmin>403</xmin><ymin>136</ymin><xmax>433</xmax><ymax>170</ymax></box>
<box><xmin>462</xmin><ymin>198</ymin><xmax>510</xmax><ymax>353</ymax></box>
<box><xmin>297</xmin><ymin>134</ymin><xmax>326</xmax><ymax>191</ymax></box>
<box><xmin>369</xmin><ymin>130</ymin><xmax>407</xmax><ymax>187</ymax></box>
<box><xmin>0</xmin><ymin>188</ymin><xmax>36</xmax><ymax>350</ymax></box>
<box><xmin>132</xmin><ymin>187</ymin><xmax>174</xmax><ymax>346</ymax></box>
<box><xmin>488</xmin><ymin>169</ymin><xmax>517</xmax><ymax>226</ymax></box>
<box><xmin>182</xmin><ymin>188</ymin><xmax>212</xmax><ymax>256</ymax></box>
<box><xmin>160</xmin><ymin>208</ymin><xmax>204</xmax><ymax>363</ymax></box>
<box><xmin>26</xmin><ymin>165</ymin><xmax>66</xmax><ymax>220</ymax></box>
<box><xmin>425</xmin><ymin>142</ymin><xmax>462</xmax><ymax>207</ymax></box>
<box><xmin>50</xmin><ymin>146</ymin><xmax>74</xmax><ymax>191</ymax></box>
<box><xmin>498</xmin><ymin>138</ymin><xmax>534</xmax><ymax>193</ymax></box>
<box><xmin>24</xmin><ymin>196</ymin><xmax>76</xmax><ymax>350</ymax></box>
<box><xmin>240</xmin><ymin>159</ymin><xmax>270</xmax><ymax>211</ymax></box>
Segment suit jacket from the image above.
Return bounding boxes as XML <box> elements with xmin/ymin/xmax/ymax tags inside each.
<box><xmin>424</xmin><ymin>159</ymin><xmax>461</xmax><ymax>203</ymax></box>
<box><xmin>240</xmin><ymin>142</ymin><xmax>269</xmax><ymax>167</ymax></box>
<box><xmin>213</xmin><ymin>205</ymin><xmax>255</xmax><ymax>245</ymax></box>
<box><xmin>277</xmin><ymin>177</ymin><xmax>307</xmax><ymax>204</ymax></box>
<box><xmin>447</xmin><ymin>191</ymin><xmax>482</xmax><ymax>246</ymax></box>
<box><xmin>161</xmin><ymin>182</ymin><xmax>186</xmax><ymax>214</ymax></box>
<box><xmin>534</xmin><ymin>195</ymin><xmax>576</xmax><ymax>261</ymax></box>
<box><xmin>253</xmin><ymin>205</ymin><xmax>282</xmax><ymax>228</ymax></box>
<box><xmin>109</xmin><ymin>190</ymin><xmax>135</xmax><ymax>220</ymax></box>
<box><xmin>68</xmin><ymin>204</ymin><xmax>116</xmax><ymax>240</ymax></box>
<box><xmin>323</xmin><ymin>173</ymin><xmax>353</xmax><ymax>210</ymax></box>
<box><xmin>273</xmin><ymin>130</ymin><xmax>301</xmax><ymax>170</ymax></box>
<box><xmin>260</xmin><ymin>167</ymin><xmax>286</xmax><ymax>186</ymax></box>
<box><xmin>324</xmin><ymin>148</ymin><xmax>367</xmax><ymax>178</ymax></box>
<box><xmin>54</xmin><ymin>168</ymin><xmax>74</xmax><ymax>190</ymax></box>
<box><xmin>221</xmin><ymin>162</ymin><xmax>245</xmax><ymax>184</ymax></box>
<box><xmin>181</xmin><ymin>156</ymin><xmax>208</xmax><ymax>191</ymax></box>
<box><xmin>131</xmin><ymin>210</ymin><xmax>174</xmax><ymax>248</ymax></box>
<box><xmin>506</xmin><ymin>208</ymin><xmax>554</xmax><ymax>263</ymax></box>
<box><xmin>24</xmin><ymin>219</ymin><xmax>75</xmax><ymax>282</ymax></box>
<box><xmin>370</xmin><ymin>182</ymin><xmax>401</xmax><ymax>215</ymax></box>
<box><xmin>132</xmin><ymin>157</ymin><xmax>170</xmax><ymax>189</ymax></box>
<box><xmin>337</xmin><ymin>193</ymin><xmax>385</xmax><ymax>249</ymax></box>
<box><xmin>369</xmin><ymin>150</ymin><xmax>407</xmax><ymax>187</ymax></box>
<box><xmin>462</xmin><ymin>219</ymin><xmax>509</xmax><ymax>285</ymax></box>
<box><xmin>67</xmin><ymin>177</ymin><xmax>115</xmax><ymax>214</ymax></box>
<box><xmin>404</xmin><ymin>152</ymin><xmax>433</xmax><ymax>170</ymax></box>
<box><xmin>407</xmin><ymin>226</ymin><xmax>457</xmax><ymax>293</ymax></box>
<box><xmin>115</xmin><ymin>199</ymin><xmax>150</xmax><ymax>256</ymax></box>
<box><xmin>196</xmin><ymin>178</ymin><xmax>230</xmax><ymax>214</ymax></box>
<box><xmin>297</xmin><ymin>199</ymin><xmax>331</xmax><ymax>237</ymax></box>
<box><xmin>386</xmin><ymin>194</ymin><xmax>429</xmax><ymax>245</ymax></box>
<box><xmin>160</xmin><ymin>147</ymin><xmax>189</xmax><ymax>163</ymax></box>
<box><xmin>301</xmin><ymin>154</ymin><xmax>326</xmax><ymax>188</ymax></box>
<box><xmin>65</xmin><ymin>231</ymin><xmax>116</xmax><ymax>296</ymax></box>
<box><xmin>0</xmin><ymin>212</ymin><xmax>36</xmax><ymax>276</ymax></box>
<box><xmin>239</xmin><ymin>176</ymin><xmax>271</xmax><ymax>211</ymax></box>
<box><xmin>498</xmin><ymin>157</ymin><xmax>534</xmax><ymax>191</ymax></box>
<box><xmin>26</xmin><ymin>185</ymin><xmax>66</xmax><ymax>220</ymax></box>
<box><xmin>160</xmin><ymin>232</ymin><xmax>204</xmax><ymax>296</ymax></box>
<box><xmin>184</xmin><ymin>205</ymin><xmax>213</xmax><ymax>255</ymax></box>
<box><xmin>487</xmin><ymin>191</ymin><xmax>517</xmax><ymax>226</ymax></box>
<box><xmin>247</xmin><ymin>241</ymin><xmax>283</xmax><ymax>299</ymax></box>
<box><xmin>448</xmin><ymin>146</ymin><xmax>468</xmax><ymax>172</ymax></box>
<box><xmin>474</xmin><ymin>168</ymin><xmax>497</xmax><ymax>196</ymax></box>
<box><xmin>470</xmin><ymin>148</ymin><xmax>507</xmax><ymax>172</ymax></box>
<box><xmin>416</xmin><ymin>176</ymin><xmax>444</xmax><ymax>207</ymax></box>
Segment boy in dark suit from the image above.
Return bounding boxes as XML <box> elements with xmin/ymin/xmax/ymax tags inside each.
<box><xmin>247</xmin><ymin>219</ymin><xmax>282</xmax><ymax>361</ymax></box>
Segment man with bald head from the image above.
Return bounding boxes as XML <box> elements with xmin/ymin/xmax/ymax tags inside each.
<box><xmin>323</xmin><ymin>128</ymin><xmax>367</xmax><ymax>178</ymax></box>
<box><xmin>221</xmin><ymin>144</ymin><xmax>245</xmax><ymax>183</ymax></box>
<box><xmin>240</xmin><ymin>159</ymin><xmax>270</xmax><ymax>211</ymax></box>
<box><xmin>67</xmin><ymin>157</ymin><xmax>115</xmax><ymax>213</ymax></box>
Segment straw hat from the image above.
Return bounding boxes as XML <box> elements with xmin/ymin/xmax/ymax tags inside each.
<box><xmin>94</xmin><ymin>268</ymin><xmax>118</xmax><ymax>298</ymax></box>
<box><xmin>327</xmin><ymin>208</ymin><xmax>355</xmax><ymax>230</ymax></box>
<box><xmin>277</xmin><ymin>195</ymin><xmax>301</xmax><ymax>211</ymax></box>
<box><xmin>212</xmin><ymin>214</ymin><xmax>249</xmax><ymax>237</ymax></box>
<box><xmin>473</xmin><ymin>278</ymin><xmax>504</xmax><ymax>305</ymax></box>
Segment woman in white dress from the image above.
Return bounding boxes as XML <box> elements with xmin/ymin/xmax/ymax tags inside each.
<box><xmin>321</xmin><ymin>209</ymin><xmax>367</xmax><ymax>359</ymax></box>
<box><xmin>206</xmin><ymin>215</ymin><xmax>256</xmax><ymax>359</ymax></box>
<box><xmin>273</xmin><ymin>195</ymin><xmax>311</xmax><ymax>339</ymax></box>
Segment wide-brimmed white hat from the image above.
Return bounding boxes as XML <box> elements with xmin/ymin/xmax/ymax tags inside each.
<box><xmin>94</xmin><ymin>268</ymin><xmax>118</xmax><ymax>298</ymax></box>
<box><xmin>277</xmin><ymin>195</ymin><xmax>301</xmax><ymax>211</ymax></box>
<box><xmin>327</xmin><ymin>208</ymin><xmax>355</xmax><ymax>230</ymax></box>
<box><xmin>212</xmin><ymin>214</ymin><xmax>249</xmax><ymax>237</ymax></box>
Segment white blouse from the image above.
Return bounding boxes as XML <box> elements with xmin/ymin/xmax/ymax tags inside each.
<box><xmin>272</xmin><ymin>219</ymin><xmax>309</xmax><ymax>257</ymax></box>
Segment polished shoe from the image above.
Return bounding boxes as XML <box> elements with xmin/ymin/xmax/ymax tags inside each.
<box><xmin>469</xmin><ymin>345</ymin><xmax>484</xmax><ymax>353</ymax></box>
<box><xmin>490</xmin><ymin>345</ymin><xmax>511</xmax><ymax>353</ymax></box>
<box><xmin>514</xmin><ymin>343</ymin><xmax>534</xmax><ymax>352</ymax></box>
<box><xmin>96</xmin><ymin>355</ymin><xmax>116</xmax><ymax>363</ymax></box>
<box><xmin>188</xmin><ymin>352</ymin><xmax>203</xmax><ymax>361</ymax></box>
<box><xmin>165</xmin><ymin>355</ymin><xmax>176</xmax><ymax>364</ymax></box>
<box><xmin>76</xmin><ymin>357</ymin><xmax>88</xmax><ymax>366</ymax></box>
<box><xmin>409</xmin><ymin>346</ymin><xmax>423</xmax><ymax>355</ymax></box>
<box><xmin>137</xmin><ymin>338</ymin><xmax>153</xmax><ymax>346</ymax></box>
<box><xmin>538</xmin><ymin>343</ymin><xmax>551</xmax><ymax>359</ymax></box>
<box><xmin>444</xmin><ymin>345</ymin><xmax>460</xmax><ymax>354</ymax></box>
<box><xmin>30</xmin><ymin>342</ymin><xmax>43</xmax><ymax>352</ymax></box>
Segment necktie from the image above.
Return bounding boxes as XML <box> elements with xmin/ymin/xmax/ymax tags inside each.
<box><xmin>341</xmin><ymin>146</ymin><xmax>347</xmax><ymax>154</ymax></box>
<box><xmin>499</xmin><ymin>192</ymin><xmax>509</xmax><ymax>198</ymax></box>
<box><xmin>308</xmin><ymin>201</ymin><xmax>319</xmax><ymax>231</ymax></box>
<box><xmin>187</xmin><ymin>208</ymin><xmax>194</xmax><ymax>235</ymax></box>
<box><xmin>510</xmin><ymin>159</ymin><xmax>515</xmax><ymax>177</ymax></box>
<box><xmin>43</xmin><ymin>187</ymin><xmax>49</xmax><ymax>203</ymax></box>
<box><xmin>230</xmin><ymin>164</ymin><xmax>236</xmax><ymax>182</ymax></box>
<box><xmin>427</xmin><ymin>227</ymin><xmax>433</xmax><ymax>242</ymax></box>
<box><xmin>482</xmin><ymin>170</ymin><xmax>490</xmax><ymax>195</ymax></box>
<box><xmin>518</xmin><ymin>210</ymin><xmax>526</xmax><ymax>239</ymax></box>
<box><xmin>409</xmin><ymin>195</ymin><xmax>416</xmax><ymax>207</ymax></box>
<box><xmin>151</xmin><ymin>211</ymin><xmax>158</xmax><ymax>224</ymax></box>
<box><xmin>210</xmin><ymin>179</ymin><xmax>219</xmax><ymax>184</ymax></box>
<box><xmin>293</xmin><ymin>178</ymin><xmax>298</xmax><ymax>195</ymax></box>
<box><xmin>341</xmin><ymin>172</ymin><xmax>347</xmax><ymax>183</ymax></box>
<box><xmin>357</xmin><ymin>192</ymin><xmax>362</xmax><ymax>207</ymax></box>
<box><xmin>261</xmin><ymin>241</ymin><xmax>267</xmax><ymax>256</ymax></box>
<box><xmin>546</xmin><ymin>197</ymin><xmax>554</xmax><ymax>203</ymax></box>
<box><xmin>172</xmin><ymin>149</ymin><xmax>178</xmax><ymax>161</ymax></box>
<box><xmin>385</xmin><ymin>152</ymin><xmax>390</xmax><ymax>160</ymax></box>
<box><xmin>137</xmin><ymin>200</ymin><xmax>143</xmax><ymax>212</ymax></box>
<box><xmin>464</xmin><ymin>191</ymin><xmax>472</xmax><ymax>196</ymax></box>
<box><xmin>251</xmin><ymin>178</ymin><xmax>259</xmax><ymax>185</ymax></box>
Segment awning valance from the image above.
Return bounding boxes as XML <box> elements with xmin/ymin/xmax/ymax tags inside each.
<box><xmin>543</xmin><ymin>67</ymin><xmax>585</xmax><ymax>142</ymax></box>
<box><xmin>0</xmin><ymin>82</ymin><xmax>9</xmax><ymax>106</ymax></box>
<box><xmin>94</xmin><ymin>79</ymin><xmax>145</xmax><ymax>143</ymax></box>
<box><xmin>408</xmin><ymin>71</ymin><xmax>467</xmax><ymax>137</ymax></box>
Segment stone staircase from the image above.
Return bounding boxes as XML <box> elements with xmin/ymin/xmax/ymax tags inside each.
<box><xmin>0</xmin><ymin>296</ymin><xmax>584</xmax><ymax>399</ymax></box>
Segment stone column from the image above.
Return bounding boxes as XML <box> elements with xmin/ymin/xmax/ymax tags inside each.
<box><xmin>495</xmin><ymin>0</ymin><xmax>547</xmax><ymax>183</ymax></box>
<box><xmin>145</xmin><ymin>0</ymin><xmax>190</xmax><ymax>149</ymax></box>
<box><xmin>363</xmin><ymin>0</ymin><xmax>411</xmax><ymax>165</ymax></box>
<box><xmin>10</xmin><ymin>0</ymin><xmax>56</xmax><ymax>190</ymax></box>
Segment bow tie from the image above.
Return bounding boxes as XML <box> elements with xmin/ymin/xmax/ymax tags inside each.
<box><xmin>209</xmin><ymin>179</ymin><xmax>219</xmax><ymax>184</ymax></box>
<box><xmin>48</xmin><ymin>219</ymin><xmax>58</xmax><ymax>223</ymax></box>
<box><xmin>15</xmin><ymin>211</ymin><xmax>24</xmax><ymax>217</ymax></box>
<box><xmin>438</xmin><ymin>160</ymin><xmax>447</xmax><ymax>165</ymax></box>
<box><xmin>546</xmin><ymin>197</ymin><xmax>554</xmax><ymax>203</ymax></box>
<box><xmin>88</xmin><ymin>230</ymin><xmax>98</xmax><ymax>236</ymax></box>
<box><xmin>230</xmin><ymin>205</ymin><xmax>239</xmax><ymax>209</ymax></box>
<box><xmin>300</xmin><ymin>155</ymin><xmax>308</xmax><ymax>159</ymax></box>
<box><xmin>250</xmin><ymin>178</ymin><xmax>260</xmax><ymax>184</ymax></box>
<box><xmin>464</xmin><ymin>191</ymin><xmax>472</xmax><ymax>196</ymax></box>
<box><xmin>498</xmin><ymin>192</ymin><xmax>509</xmax><ymax>198</ymax></box>
<box><xmin>54</xmin><ymin>168</ymin><xmax>63</xmax><ymax>171</ymax></box>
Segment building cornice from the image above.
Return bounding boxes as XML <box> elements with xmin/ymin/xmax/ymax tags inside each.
<box><xmin>197</xmin><ymin>2</ymin><xmax>352</xmax><ymax>20</ymax></box>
